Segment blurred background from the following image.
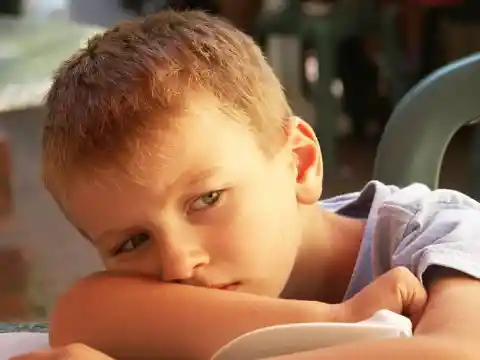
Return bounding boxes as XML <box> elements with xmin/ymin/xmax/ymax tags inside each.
<box><xmin>0</xmin><ymin>0</ymin><xmax>478</xmax><ymax>321</ymax></box>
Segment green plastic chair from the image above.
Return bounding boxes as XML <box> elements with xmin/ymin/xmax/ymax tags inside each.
<box><xmin>374</xmin><ymin>52</ymin><xmax>480</xmax><ymax>196</ymax></box>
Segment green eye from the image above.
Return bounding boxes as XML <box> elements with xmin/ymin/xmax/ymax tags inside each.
<box><xmin>190</xmin><ymin>191</ymin><xmax>222</xmax><ymax>211</ymax></box>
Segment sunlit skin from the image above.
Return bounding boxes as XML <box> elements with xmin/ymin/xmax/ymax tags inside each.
<box><xmin>61</xmin><ymin>98</ymin><xmax>365</xmax><ymax>304</ymax></box>
<box><xmin>18</xmin><ymin>99</ymin><xmax>478</xmax><ymax>360</ymax></box>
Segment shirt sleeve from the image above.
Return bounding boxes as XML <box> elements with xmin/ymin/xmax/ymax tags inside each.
<box><xmin>371</xmin><ymin>184</ymin><xmax>480</xmax><ymax>283</ymax></box>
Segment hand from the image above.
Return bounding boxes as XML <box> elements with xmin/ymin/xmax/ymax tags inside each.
<box><xmin>341</xmin><ymin>267</ymin><xmax>427</xmax><ymax>326</ymax></box>
<box><xmin>10</xmin><ymin>343</ymin><xmax>114</xmax><ymax>360</ymax></box>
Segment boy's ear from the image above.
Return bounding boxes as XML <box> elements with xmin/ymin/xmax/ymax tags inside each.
<box><xmin>284</xmin><ymin>117</ymin><xmax>323</xmax><ymax>204</ymax></box>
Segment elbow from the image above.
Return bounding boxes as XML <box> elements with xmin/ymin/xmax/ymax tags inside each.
<box><xmin>48</xmin><ymin>272</ymin><xmax>111</xmax><ymax>348</ymax></box>
<box><xmin>48</xmin><ymin>296</ymin><xmax>70</xmax><ymax>347</ymax></box>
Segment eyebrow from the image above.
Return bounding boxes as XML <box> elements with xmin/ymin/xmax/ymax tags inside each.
<box><xmin>183</xmin><ymin>166</ymin><xmax>223</xmax><ymax>187</ymax></box>
<box><xmin>88</xmin><ymin>226</ymin><xmax>132</xmax><ymax>246</ymax></box>
<box><xmin>75</xmin><ymin>223</ymin><xmax>119</xmax><ymax>245</ymax></box>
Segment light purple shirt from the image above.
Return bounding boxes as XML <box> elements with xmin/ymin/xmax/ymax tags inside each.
<box><xmin>320</xmin><ymin>181</ymin><xmax>480</xmax><ymax>300</ymax></box>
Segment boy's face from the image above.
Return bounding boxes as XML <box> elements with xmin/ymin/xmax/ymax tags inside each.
<box><xmin>62</xmin><ymin>101</ymin><xmax>321</xmax><ymax>298</ymax></box>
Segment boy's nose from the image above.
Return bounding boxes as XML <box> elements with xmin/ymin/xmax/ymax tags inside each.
<box><xmin>160</xmin><ymin>243</ymin><xmax>209</xmax><ymax>282</ymax></box>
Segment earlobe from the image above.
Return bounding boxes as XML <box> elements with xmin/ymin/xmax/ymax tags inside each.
<box><xmin>285</xmin><ymin>117</ymin><xmax>323</xmax><ymax>203</ymax></box>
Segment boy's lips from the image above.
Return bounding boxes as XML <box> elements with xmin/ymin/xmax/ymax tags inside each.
<box><xmin>209</xmin><ymin>281</ymin><xmax>241</xmax><ymax>291</ymax></box>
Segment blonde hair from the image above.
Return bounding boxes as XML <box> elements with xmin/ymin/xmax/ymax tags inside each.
<box><xmin>43</xmin><ymin>10</ymin><xmax>292</xmax><ymax>196</ymax></box>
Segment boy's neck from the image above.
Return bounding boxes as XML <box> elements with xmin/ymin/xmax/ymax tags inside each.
<box><xmin>281</xmin><ymin>205</ymin><xmax>365</xmax><ymax>304</ymax></box>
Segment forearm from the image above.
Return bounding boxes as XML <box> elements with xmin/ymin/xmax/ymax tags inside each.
<box><xmin>264</xmin><ymin>336</ymin><xmax>476</xmax><ymax>360</ymax></box>
<box><xmin>268</xmin><ymin>269</ymin><xmax>480</xmax><ymax>360</ymax></box>
<box><xmin>49</xmin><ymin>272</ymin><xmax>339</xmax><ymax>360</ymax></box>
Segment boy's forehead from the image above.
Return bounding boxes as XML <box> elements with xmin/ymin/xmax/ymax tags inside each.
<box><xmin>108</xmin><ymin>105</ymin><xmax>265</xmax><ymax>182</ymax></box>
<box><xmin>152</xmin><ymin>100</ymin><xmax>259</xmax><ymax>156</ymax></box>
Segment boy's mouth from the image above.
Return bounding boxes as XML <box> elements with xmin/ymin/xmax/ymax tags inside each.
<box><xmin>209</xmin><ymin>281</ymin><xmax>241</xmax><ymax>291</ymax></box>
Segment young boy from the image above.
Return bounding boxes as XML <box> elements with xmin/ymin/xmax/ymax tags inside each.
<box><xmin>14</xmin><ymin>9</ymin><xmax>480</xmax><ymax>360</ymax></box>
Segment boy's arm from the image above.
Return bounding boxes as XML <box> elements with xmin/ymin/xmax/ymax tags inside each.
<box><xmin>49</xmin><ymin>272</ymin><xmax>338</xmax><ymax>360</ymax></box>
<box><xmin>266</xmin><ymin>268</ymin><xmax>480</xmax><ymax>360</ymax></box>
<box><xmin>414</xmin><ymin>267</ymin><xmax>479</xmax><ymax>342</ymax></box>
<box><xmin>49</xmin><ymin>266</ymin><xmax>425</xmax><ymax>360</ymax></box>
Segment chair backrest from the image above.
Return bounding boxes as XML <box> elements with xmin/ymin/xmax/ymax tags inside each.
<box><xmin>373</xmin><ymin>52</ymin><xmax>480</xmax><ymax>189</ymax></box>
